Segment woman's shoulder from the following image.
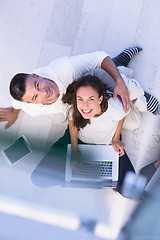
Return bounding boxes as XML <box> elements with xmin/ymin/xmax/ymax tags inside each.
<box><xmin>108</xmin><ymin>97</ymin><xmax>123</xmax><ymax>110</ymax></box>
<box><xmin>107</xmin><ymin>97</ymin><xmax>128</xmax><ymax>120</ymax></box>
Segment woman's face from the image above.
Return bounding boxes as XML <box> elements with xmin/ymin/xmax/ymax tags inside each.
<box><xmin>76</xmin><ymin>86</ymin><xmax>103</xmax><ymax>119</ymax></box>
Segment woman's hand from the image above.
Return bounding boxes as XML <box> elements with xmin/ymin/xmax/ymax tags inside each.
<box><xmin>154</xmin><ymin>156</ymin><xmax>160</xmax><ymax>169</ymax></box>
<box><xmin>112</xmin><ymin>139</ymin><xmax>125</xmax><ymax>157</ymax></box>
<box><xmin>70</xmin><ymin>150</ymin><xmax>84</xmax><ymax>173</ymax></box>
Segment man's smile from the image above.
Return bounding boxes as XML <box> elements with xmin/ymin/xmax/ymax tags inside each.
<box><xmin>46</xmin><ymin>87</ymin><xmax>52</xmax><ymax>99</ymax></box>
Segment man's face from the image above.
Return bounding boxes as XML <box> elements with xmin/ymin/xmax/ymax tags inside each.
<box><xmin>22</xmin><ymin>75</ymin><xmax>59</xmax><ymax>104</ymax></box>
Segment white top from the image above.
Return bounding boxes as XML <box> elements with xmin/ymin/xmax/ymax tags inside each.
<box><xmin>78</xmin><ymin>98</ymin><xmax>129</xmax><ymax>145</ymax></box>
<box><xmin>11</xmin><ymin>51</ymin><xmax>108</xmax><ymax>116</ymax></box>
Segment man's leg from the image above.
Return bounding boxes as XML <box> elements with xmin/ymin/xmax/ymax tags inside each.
<box><xmin>144</xmin><ymin>91</ymin><xmax>160</xmax><ymax>115</ymax></box>
<box><xmin>95</xmin><ymin>46</ymin><xmax>143</xmax><ymax>91</ymax></box>
<box><xmin>112</xmin><ymin>46</ymin><xmax>143</xmax><ymax>67</ymax></box>
<box><xmin>133</xmin><ymin>89</ymin><xmax>160</xmax><ymax>115</ymax></box>
<box><xmin>113</xmin><ymin>46</ymin><xmax>160</xmax><ymax>115</ymax></box>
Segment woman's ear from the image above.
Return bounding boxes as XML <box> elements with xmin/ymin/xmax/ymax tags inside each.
<box><xmin>33</xmin><ymin>74</ymin><xmax>39</xmax><ymax>77</ymax></box>
<box><xmin>99</xmin><ymin>95</ymin><xmax>103</xmax><ymax>104</ymax></box>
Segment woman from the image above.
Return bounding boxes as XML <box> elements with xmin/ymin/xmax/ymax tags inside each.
<box><xmin>62</xmin><ymin>74</ymin><xmax>135</xmax><ymax>194</ymax></box>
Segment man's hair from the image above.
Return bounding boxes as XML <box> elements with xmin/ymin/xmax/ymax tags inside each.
<box><xmin>10</xmin><ymin>73</ymin><xmax>31</xmax><ymax>101</ymax></box>
<box><xmin>62</xmin><ymin>75</ymin><xmax>112</xmax><ymax>130</ymax></box>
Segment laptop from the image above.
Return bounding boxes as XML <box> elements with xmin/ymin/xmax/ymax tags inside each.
<box><xmin>64</xmin><ymin>144</ymin><xmax>119</xmax><ymax>189</ymax></box>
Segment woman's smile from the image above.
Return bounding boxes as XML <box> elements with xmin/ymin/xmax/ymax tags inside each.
<box><xmin>76</xmin><ymin>86</ymin><xmax>103</xmax><ymax>119</ymax></box>
<box><xmin>82</xmin><ymin>109</ymin><xmax>92</xmax><ymax>113</ymax></box>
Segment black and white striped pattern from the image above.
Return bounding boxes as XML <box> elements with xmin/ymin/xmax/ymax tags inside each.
<box><xmin>144</xmin><ymin>91</ymin><xmax>160</xmax><ymax>115</ymax></box>
<box><xmin>112</xmin><ymin>46</ymin><xmax>143</xmax><ymax>67</ymax></box>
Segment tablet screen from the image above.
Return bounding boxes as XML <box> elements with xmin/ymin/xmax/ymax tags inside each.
<box><xmin>2</xmin><ymin>135</ymin><xmax>32</xmax><ymax>164</ymax></box>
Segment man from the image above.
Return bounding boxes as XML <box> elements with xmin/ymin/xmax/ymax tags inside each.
<box><xmin>0</xmin><ymin>47</ymin><xmax>150</xmax><ymax>129</ymax></box>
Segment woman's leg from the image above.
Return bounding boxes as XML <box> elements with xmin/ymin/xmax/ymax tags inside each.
<box><xmin>115</xmin><ymin>151</ymin><xmax>135</xmax><ymax>194</ymax></box>
<box><xmin>31</xmin><ymin>127</ymin><xmax>71</xmax><ymax>188</ymax></box>
<box><xmin>139</xmin><ymin>161</ymin><xmax>157</xmax><ymax>184</ymax></box>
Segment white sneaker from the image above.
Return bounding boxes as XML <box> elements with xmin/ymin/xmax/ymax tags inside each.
<box><xmin>133</xmin><ymin>96</ymin><xmax>147</xmax><ymax>112</ymax></box>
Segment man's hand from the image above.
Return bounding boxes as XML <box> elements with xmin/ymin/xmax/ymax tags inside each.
<box><xmin>112</xmin><ymin>139</ymin><xmax>125</xmax><ymax>157</ymax></box>
<box><xmin>113</xmin><ymin>80</ymin><xmax>130</xmax><ymax>113</ymax></box>
<box><xmin>70</xmin><ymin>150</ymin><xmax>84</xmax><ymax>173</ymax></box>
<box><xmin>0</xmin><ymin>107</ymin><xmax>20</xmax><ymax>129</ymax></box>
<box><xmin>101</xmin><ymin>56</ymin><xmax>130</xmax><ymax>113</ymax></box>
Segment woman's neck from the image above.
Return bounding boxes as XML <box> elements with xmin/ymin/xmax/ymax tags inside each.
<box><xmin>94</xmin><ymin>106</ymin><xmax>103</xmax><ymax>117</ymax></box>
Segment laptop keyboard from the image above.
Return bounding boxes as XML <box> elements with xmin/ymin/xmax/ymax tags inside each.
<box><xmin>72</xmin><ymin>161</ymin><xmax>113</xmax><ymax>181</ymax></box>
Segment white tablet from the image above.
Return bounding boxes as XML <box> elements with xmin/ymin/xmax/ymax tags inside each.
<box><xmin>1</xmin><ymin>135</ymin><xmax>32</xmax><ymax>165</ymax></box>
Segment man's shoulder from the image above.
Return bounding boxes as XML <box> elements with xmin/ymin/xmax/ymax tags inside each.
<box><xmin>11</xmin><ymin>98</ymin><xmax>25</xmax><ymax>107</ymax></box>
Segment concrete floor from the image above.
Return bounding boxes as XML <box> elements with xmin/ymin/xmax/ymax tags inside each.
<box><xmin>0</xmin><ymin>0</ymin><xmax>160</xmax><ymax>239</ymax></box>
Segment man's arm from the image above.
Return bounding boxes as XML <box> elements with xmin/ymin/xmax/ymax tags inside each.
<box><xmin>0</xmin><ymin>107</ymin><xmax>20</xmax><ymax>129</ymax></box>
<box><xmin>68</xmin><ymin>51</ymin><xmax>130</xmax><ymax>112</ymax></box>
<box><xmin>101</xmin><ymin>56</ymin><xmax>130</xmax><ymax>113</ymax></box>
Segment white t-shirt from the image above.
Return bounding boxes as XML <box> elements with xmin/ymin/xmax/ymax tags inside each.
<box><xmin>11</xmin><ymin>51</ymin><xmax>108</xmax><ymax>116</ymax></box>
<box><xmin>78</xmin><ymin>98</ymin><xmax>129</xmax><ymax>145</ymax></box>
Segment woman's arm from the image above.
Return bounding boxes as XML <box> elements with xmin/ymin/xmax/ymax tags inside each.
<box><xmin>112</xmin><ymin>117</ymin><xmax>126</xmax><ymax>157</ymax></box>
<box><xmin>68</xmin><ymin>120</ymin><xmax>84</xmax><ymax>171</ymax></box>
<box><xmin>68</xmin><ymin>120</ymin><xmax>78</xmax><ymax>151</ymax></box>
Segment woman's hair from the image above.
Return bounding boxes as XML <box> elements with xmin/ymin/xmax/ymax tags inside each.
<box><xmin>62</xmin><ymin>75</ymin><xmax>112</xmax><ymax>130</ymax></box>
<box><xmin>10</xmin><ymin>73</ymin><xmax>31</xmax><ymax>101</ymax></box>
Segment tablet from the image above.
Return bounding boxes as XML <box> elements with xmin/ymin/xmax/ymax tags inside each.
<box><xmin>1</xmin><ymin>135</ymin><xmax>32</xmax><ymax>165</ymax></box>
